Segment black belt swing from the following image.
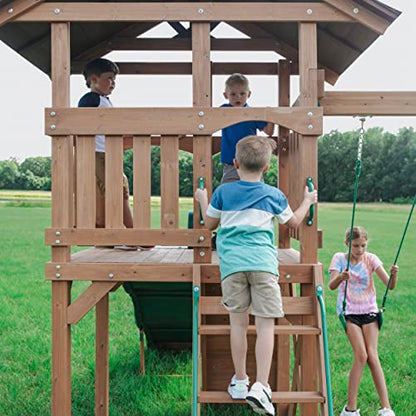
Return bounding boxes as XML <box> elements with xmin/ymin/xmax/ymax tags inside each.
<box><xmin>339</xmin><ymin>119</ymin><xmax>416</xmax><ymax>331</ymax></box>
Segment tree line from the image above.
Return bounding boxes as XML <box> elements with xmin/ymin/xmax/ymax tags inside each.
<box><xmin>1</xmin><ymin>127</ymin><xmax>415</xmax><ymax>202</ymax></box>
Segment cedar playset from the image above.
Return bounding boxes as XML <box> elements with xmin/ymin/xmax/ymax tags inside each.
<box><xmin>1</xmin><ymin>1</ymin><xmax>415</xmax><ymax>415</ymax></box>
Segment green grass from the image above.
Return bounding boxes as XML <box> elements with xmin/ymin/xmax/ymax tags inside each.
<box><xmin>0</xmin><ymin>202</ymin><xmax>415</xmax><ymax>415</ymax></box>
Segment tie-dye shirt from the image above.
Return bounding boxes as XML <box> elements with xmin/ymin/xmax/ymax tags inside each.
<box><xmin>329</xmin><ymin>252</ymin><xmax>382</xmax><ymax>315</ymax></box>
<box><xmin>206</xmin><ymin>181</ymin><xmax>293</xmax><ymax>280</ymax></box>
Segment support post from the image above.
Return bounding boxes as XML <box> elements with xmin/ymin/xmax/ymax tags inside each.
<box><xmin>298</xmin><ymin>22</ymin><xmax>319</xmax><ymax>416</ymax></box>
<box><xmin>51</xmin><ymin>22</ymin><xmax>72</xmax><ymax>416</ymax></box>
<box><xmin>96</xmin><ymin>295</ymin><xmax>109</xmax><ymax>416</ymax></box>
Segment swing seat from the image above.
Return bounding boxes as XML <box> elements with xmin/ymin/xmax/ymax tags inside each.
<box><xmin>377</xmin><ymin>309</ymin><xmax>383</xmax><ymax>330</ymax></box>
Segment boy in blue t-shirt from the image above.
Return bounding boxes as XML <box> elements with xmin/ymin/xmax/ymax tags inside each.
<box><xmin>220</xmin><ymin>73</ymin><xmax>274</xmax><ymax>184</ymax></box>
<box><xmin>195</xmin><ymin>135</ymin><xmax>317</xmax><ymax>416</ymax></box>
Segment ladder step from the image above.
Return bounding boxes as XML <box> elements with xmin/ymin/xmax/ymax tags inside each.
<box><xmin>199</xmin><ymin>391</ymin><xmax>325</xmax><ymax>404</ymax></box>
<box><xmin>199</xmin><ymin>324</ymin><xmax>320</xmax><ymax>335</ymax></box>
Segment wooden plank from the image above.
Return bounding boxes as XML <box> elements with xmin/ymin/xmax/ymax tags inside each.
<box><xmin>200</xmin><ymin>325</ymin><xmax>320</xmax><ymax>335</ymax></box>
<box><xmin>192</xmin><ymin>22</ymin><xmax>212</xmax><ymax>264</ymax></box>
<box><xmin>76</xmin><ymin>136</ymin><xmax>95</xmax><ymax>228</ymax></box>
<box><xmin>45</xmin><ymin>228</ymin><xmax>211</xmax><ymax>246</ymax></box>
<box><xmin>200</xmin><ymin>297</ymin><xmax>314</xmax><ymax>316</ymax></box>
<box><xmin>320</xmin><ymin>91</ymin><xmax>416</xmax><ymax>116</ymax></box>
<box><xmin>160</xmin><ymin>136</ymin><xmax>179</xmax><ymax>228</ymax></box>
<box><xmin>278</xmin><ymin>59</ymin><xmax>291</xmax><ymax>250</ymax></box>
<box><xmin>133</xmin><ymin>136</ymin><xmax>151</xmax><ymax>228</ymax></box>
<box><xmin>46</xmin><ymin>263</ymin><xmax>194</xmax><ymax>281</ymax></box>
<box><xmin>199</xmin><ymin>391</ymin><xmax>324</xmax><ymax>403</ymax></box>
<box><xmin>16</xmin><ymin>3</ymin><xmax>354</xmax><ymax>23</ymax></box>
<box><xmin>67</xmin><ymin>282</ymin><xmax>116</xmax><ymax>325</ymax></box>
<box><xmin>0</xmin><ymin>0</ymin><xmax>43</xmax><ymax>27</ymax></box>
<box><xmin>322</xmin><ymin>0</ymin><xmax>391</xmax><ymax>35</ymax></box>
<box><xmin>105</xmin><ymin>136</ymin><xmax>123</xmax><ymax>228</ymax></box>
<box><xmin>50</xmin><ymin>22</ymin><xmax>72</xmax><ymax>416</ymax></box>
<box><xmin>45</xmin><ymin>107</ymin><xmax>323</xmax><ymax>137</ymax></box>
<box><xmin>298</xmin><ymin>22</ymin><xmax>319</xmax><ymax>416</ymax></box>
<box><xmin>95</xmin><ymin>295</ymin><xmax>109</xmax><ymax>416</ymax></box>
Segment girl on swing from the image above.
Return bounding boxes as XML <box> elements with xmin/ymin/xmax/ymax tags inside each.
<box><xmin>329</xmin><ymin>226</ymin><xmax>399</xmax><ymax>416</ymax></box>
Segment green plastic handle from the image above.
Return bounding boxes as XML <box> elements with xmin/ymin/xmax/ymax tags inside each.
<box><xmin>306</xmin><ymin>176</ymin><xmax>315</xmax><ymax>226</ymax></box>
<box><xmin>198</xmin><ymin>177</ymin><xmax>205</xmax><ymax>225</ymax></box>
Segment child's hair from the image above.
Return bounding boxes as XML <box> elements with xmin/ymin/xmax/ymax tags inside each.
<box><xmin>82</xmin><ymin>58</ymin><xmax>119</xmax><ymax>88</ymax></box>
<box><xmin>225</xmin><ymin>73</ymin><xmax>249</xmax><ymax>90</ymax></box>
<box><xmin>235</xmin><ymin>135</ymin><xmax>276</xmax><ymax>172</ymax></box>
<box><xmin>345</xmin><ymin>226</ymin><xmax>368</xmax><ymax>242</ymax></box>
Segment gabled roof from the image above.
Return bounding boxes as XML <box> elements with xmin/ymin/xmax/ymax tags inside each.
<box><xmin>0</xmin><ymin>0</ymin><xmax>401</xmax><ymax>84</ymax></box>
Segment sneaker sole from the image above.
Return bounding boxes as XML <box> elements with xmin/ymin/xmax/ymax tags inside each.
<box><xmin>246</xmin><ymin>396</ymin><xmax>274</xmax><ymax>415</ymax></box>
<box><xmin>228</xmin><ymin>387</ymin><xmax>247</xmax><ymax>400</ymax></box>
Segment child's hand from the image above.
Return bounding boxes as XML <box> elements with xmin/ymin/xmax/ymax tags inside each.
<box><xmin>339</xmin><ymin>270</ymin><xmax>349</xmax><ymax>281</ymax></box>
<box><xmin>389</xmin><ymin>265</ymin><xmax>399</xmax><ymax>276</ymax></box>
<box><xmin>195</xmin><ymin>188</ymin><xmax>208</xmax><ymax>203</ymax></box>
<box><xmin>303</xmin><ymin>186</ymin><xmax>318</xmax><ymax>205</ymax></box>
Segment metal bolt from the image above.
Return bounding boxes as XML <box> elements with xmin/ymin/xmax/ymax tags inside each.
<box><xmin>308</xmin><ymin>124</ymin><xmax>314</xmax><ymax>130</ymax></box>
<box><xmin>50</xmin><ymin>111</ymin><xmax>56</xmax><ymax>117</ymax></box>
<box><xmin>307</xmin><ymin>111</ymin><xmax>313</xmax><ymax>117</ymax></box>
<box><xmin>285</xmin><ymin>274</ymin><xmax>291</xmax><ymax>280</ymax></box>
<box><xmin>198</xmin><ymin>111</ymin><xmax>204</xmax><ymax>117</ymax></box>
<box><xmin>306</xmin><ymin>8</ymin><xmax>313</xmax><ymax>15</ymax></box>
<box><xmin>198</xmin><ymin>8</ymin><xmax>204</xmax><ymax>14</ymax></box>
<box><xmin>353</xmin><ymin>7</ymin><xmax>359</xmax><ymax>14</ymax></box>
<box><xmin>55</xmin><ymin>273</ymin><xmax>61</xmax><ymax>278</ymax></box>
<box><xmin>56</xmin><ymin>265</ymin><xmax>61</xmax><ymax>270</ymax></box>
<box><xmin>199</xmin><ymin>124</ymin><xmax>204</xmax><ymax>130</ymax></box>
<box><xmin>199</xmin><ymin>251</ymin><xmax>205</xmax><ymax>257</ymax></box>
<box><xmin>50</xmin><ymin>124</ymin><xmax>56</xmax><ymax>130</ymax></box>
<box><xmin>7</xmin><ymin>8</ymin><xmax>13</xmax><ymax>14</ymax></box>
<box><xmin>194</xmin><ymin>286</ymin><xmax>200</xmax><ymax>293</ymax></box>
<box><xmin>198</xmin><ymin>236</ymin><xmax>205</xmax><ymax>242</ymax></box>
<box><xmin>54</xmin><ymin>8</ymin><xmax>60</xmax><ymax>14</ymax></box>
<box><xmin>55</xmin><ymin>239</ymin><xmax>60</xmax><ymax>244</ymax></box>
<box><xmin>108</xmin><ymin>273</ymin><xmax>115</xmax><ymax>279</ymax></box>
<box><xmin>55</xmin><ymin>230</ymin><xmax>61</xmax><ymax>236</ymax></box>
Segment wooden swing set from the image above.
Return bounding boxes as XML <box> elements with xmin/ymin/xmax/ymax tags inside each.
<box><xmin>1</xmin><ymin>1</ymin><xmax>415</xmax><ymax>415</ymax></box>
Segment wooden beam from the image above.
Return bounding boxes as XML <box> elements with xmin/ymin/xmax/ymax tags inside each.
<box><xmin>320</xmin><ymin>91</ymin><xmax>416</xmax><ymax>116</ymax></box>
<box><xmin>71</xmin><ymin>61</ymin><xmax>298</xmax><ymax>76</ymax></box>
<box><xmin>67</xmin><ymin>282</ymin><xmax>117</xmax><ymax>324</ymax></box>
<box><xmin>45</xmin><ymin>228</ymin><xmax>212</xmax><ymax>247</ymax></box>
<box><xmin>0</xmin><ymin>0</ymin><xmax>43</xmax><ymax>27</ymax></box>
<box><xmin>16</xmin><ymin>3</ymin><xmax>354</xmax><ymax>23</ymax></box>
<box><xmin>45</xmin><ymin>107</ymin><xmax>323</xmax><ymax>136</ymax></box>
<box><xmin>322</xmin><ymin>0</ymin><xmax>391</xmax><ymax>35</ymax></box>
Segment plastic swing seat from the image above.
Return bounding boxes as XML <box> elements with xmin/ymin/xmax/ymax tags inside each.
<box><xmin>339</xmin><ymin>310</ymin><xmax>383</xmax><ymax>332</ymax></box>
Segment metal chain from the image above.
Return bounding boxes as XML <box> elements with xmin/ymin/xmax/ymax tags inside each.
<box><xmin>357</xmin><ymin>117</ymin><xmax>366</xmax><ymax>161</ymax></box>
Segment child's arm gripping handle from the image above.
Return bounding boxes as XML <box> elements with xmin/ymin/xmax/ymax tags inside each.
<box><xmin>198</xmin><ymin>177</ymin><xmax>205</xmax><ymax>225</ymax></box>
<box><xmin>306</xmin><ymin>176</ymin><xmax>315</xmax><ymax>226</ymax></box>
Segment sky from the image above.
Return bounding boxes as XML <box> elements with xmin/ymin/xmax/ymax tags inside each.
<box><xmin>0</xmin><ymin>0</ymin><xmax>415</xmax><ymax>161</ymax></box>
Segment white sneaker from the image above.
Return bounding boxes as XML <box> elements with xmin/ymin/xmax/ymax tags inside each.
<box><xmin>246</xmin><ymin>381</ymin><xmax>275</xmax><ymax>415</ymax></box>
<box><xmin>228</xmin><ymin>374</ymin><xmax>249</xmax><ymax>399</ymax></box>
<box><xmin>340</xmin><ymin>405</ymin><xmax>361</xmax><ymax>416</ymax></box>
<box><xmin>378</xmin><ymin>409</ymin><xmax>395</xmax><ymax>416</ymax></box>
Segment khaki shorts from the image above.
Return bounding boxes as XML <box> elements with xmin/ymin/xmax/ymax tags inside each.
<box><xmin>96</xmin><ymin>152</ymin><xmax>130</xmax><ymax>199</ymax></box>
<box><xmin>221</xmin><ymin>271</ymin><xmax>284</xmax><ymax>318</ymax></box>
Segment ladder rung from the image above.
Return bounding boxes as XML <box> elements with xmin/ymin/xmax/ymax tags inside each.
<box><xmin>199</xmin><ymin>324</ymin><xmax>320</xmax><ymax>335</ymax></box>
<box><xmin>199</xmin><ymin>391</ymin><xmax>325</xmax><ymax>404</ymax></box>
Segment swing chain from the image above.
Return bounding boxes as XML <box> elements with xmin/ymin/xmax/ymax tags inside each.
<box><xmin>357</xmin><ymin>117</ymin><xmax>366</xmax><ymax>161</ymax></box>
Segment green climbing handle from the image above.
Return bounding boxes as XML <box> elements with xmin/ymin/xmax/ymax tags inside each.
<box><xmin>306</xmin><ymin>176</ymin><xmax>315</xmax><ymax>226</ymax></box>
<box><xmin>198</xmin><ymin>177</ymin><xmax>205</xmax><ymax>225</ymax></box>
<box><xmin>192</xmin><ymin>285</ymin><xmax>200</xmax><ymax>416</ymax></box>
<box><xmin>316</xmin><ymin>285</ymin><xmax>334</xmax><ymax>416</ymax></box>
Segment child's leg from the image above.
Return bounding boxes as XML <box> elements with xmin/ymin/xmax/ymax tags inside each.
<box><xmin>346</xmin><ymin>321</ymin><xmax>368</xmax><ymax>410</ymax></box>
<box><xmin>230</xmin><ymin>311</ymin><xmax>249</xmax><ymax>379</ymax></box>
<box><xmin>122</xmin><ymin>174</ymin><xmax>133</xmax><ymax>228</ymax></box>
<box><xmin>362</xmin><ymin>322</ymin><xmax>391</xmax><ymax>409</ymax></box>
<box><xmin>255</xmin><ymin>316</ymin><xmax>275</xmax><ymax>386</ymax></box>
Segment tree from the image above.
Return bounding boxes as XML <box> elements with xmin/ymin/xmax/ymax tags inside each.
<box><xmin>0</xmin><ymin>159</ymin><xmax>20</xmax><ymax>189</ymax></box>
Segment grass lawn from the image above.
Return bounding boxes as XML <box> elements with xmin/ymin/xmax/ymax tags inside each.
<box><xmin>0</xmin><ymin>199</ymin><xmax>415</xmax><ymax>415</ymax></box>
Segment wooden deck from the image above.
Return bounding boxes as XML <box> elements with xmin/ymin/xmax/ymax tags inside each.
<box><xmin>71</xmin><ymin>246</ymin><xmax>301</xmax><ymax>265</ymax></box>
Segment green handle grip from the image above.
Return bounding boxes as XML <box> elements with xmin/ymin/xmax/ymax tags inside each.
<box><xmin>198</xmin><ymin>177</ymin><xmax>205</xmax><ymax>225</ymax></box>
<box><xmin>306</xmin><ymin>176</ymin><xmax>315</xmax><ymax>226</ymax></box>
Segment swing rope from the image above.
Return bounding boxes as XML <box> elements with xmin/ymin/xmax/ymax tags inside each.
<box><xmin>380</xmin><ymin>193</ymin><xmax>416</xmax><ymax>310</ymax></box>
<box><xmin>341</xmin><ymin>118</ymin><xmax>366</xmax><ymax>319</ymax></box>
